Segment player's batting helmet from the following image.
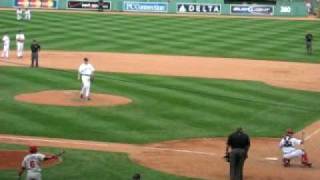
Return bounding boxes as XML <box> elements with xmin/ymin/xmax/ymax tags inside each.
<box><xmin>29</xmin><ymin>146</ymin><xmax>38</xmax><ymax>153</ymax></box>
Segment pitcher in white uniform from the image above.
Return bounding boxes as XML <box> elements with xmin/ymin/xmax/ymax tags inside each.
<box><xmin>16</xmin><ymin>30</ymin><xmax>25</xmax><ymax>58</ymax></box>
<box><xmin>78</xmin><ymin>58</ymin><xmax>95</xmax><ymax>100</ymax></box>
<box><xmin>18</xmin><ymin>146</ymin><xmax>58</xmax><ymax>180</ymax></box>
<box><xmin>279</xmin><ymin>128</ymin><xmax>312</xmax><ymax>167</ymax></box>
<box><xmin>1</xmin><ymin>32</ymin><xmax>10</xmax><ymax>59</ymax></box>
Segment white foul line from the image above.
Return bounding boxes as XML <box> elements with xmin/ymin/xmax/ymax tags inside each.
<box><xmin>0</xmin><ymin>135</ymin><xmax>217</xmax><ymax>157</ymax></box>
<box><xmin>144</xmin><ymin>147</ymin><xmax>217</xmax><ymax>156</ymax></box>
<box><xmin>305</xmin><ymin>129</ymin><xmax>320</xmax><ymax>141</ymax></box>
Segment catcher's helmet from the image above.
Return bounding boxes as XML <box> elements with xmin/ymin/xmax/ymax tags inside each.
<box><xmin>29</xmin><ymin>146</ymin><xmax>38</xmax><ymax>153</ymax></box>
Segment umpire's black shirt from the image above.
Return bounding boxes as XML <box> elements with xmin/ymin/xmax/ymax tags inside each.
<box><xmin>227</xmin><ymin>130</ymin><xmax>250</xmax><ymax>150</ymax></box>
<box><xmin>31</xmin><ymin>43</ymin><xmax>41</xmax><ymax>53</ymax></box>
<box><xmin>305</xmin><ymin>33</ymin><xmax>313</xmax><ymax>42</ymax></box>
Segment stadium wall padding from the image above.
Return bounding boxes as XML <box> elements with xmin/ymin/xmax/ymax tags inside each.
<box><xmin>0</xmin><ymin>0</ymin><xmax>310</xmax><ymax>17</ymax></box>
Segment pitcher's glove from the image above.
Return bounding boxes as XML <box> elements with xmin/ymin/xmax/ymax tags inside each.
<box><xmin>224</xmin><ymin>152</ymin><xmax>230</xmax><ymax>162</ymax></box>
<box><xmin>90</xmin><ymin>76</ymin><xmax>94</xmax><ymax>82</ymax></box>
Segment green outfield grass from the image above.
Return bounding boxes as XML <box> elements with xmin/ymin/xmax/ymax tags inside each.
<box><xmin>0</xmin><ymin>143</ymin><xmax>193</xmax><ymax>180</ymax></box>
<box><xmin>0</xmin><ymin>10</ymin><xmax>319</xmax><ymax>62</ymax></box>
<box><xmin>0</xmin><ymin>67</ymin><xmax>319</xmax><ymax>143</ymax></box>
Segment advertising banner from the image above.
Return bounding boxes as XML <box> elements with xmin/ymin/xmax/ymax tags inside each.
<box><xmin>280</xmin><ymin>6</ymin><xmax>291</xmax><ymax>13</ymax></box>
<box><xmin>68</xmin><ymin>0</ymin><xmax>111</xmax><ymax>10</ymax></box>
<box><xmin>230</xmin><ymin>5</ymin><xmax>274</xmax><ymax>15</ymax></box>
<box><xmin>15</xmin><ymin>0</ymin><xmax>58</xmax><ymax>8</ymax></box>
<box><xmin>177</xmin><ymin>3</ymin><xmax>221</xmax><ymax>14</ymax></box>
<box><xmin>123</xmin><ymin>1</ymin><xmax>168</xmax><ymax>13</ymax></box>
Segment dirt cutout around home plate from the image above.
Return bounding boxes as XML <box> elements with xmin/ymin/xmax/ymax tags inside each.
<box><xmin>0</xmin><ymin>150</ymin><xmax>60</xmax><ymax>170</ymax></box>
<box><xmin>0</xmin><ymin>121</ymin><xmax>319</xmax><ymax>180</ymax></box>
<box><xmin>15</xmin><ymin>90</ymin><xmax>132</xmax><ymax>107</ymax></box>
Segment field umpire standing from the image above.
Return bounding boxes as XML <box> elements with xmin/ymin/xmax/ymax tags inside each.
<box><xmin>225</xmin><ymin>128</ymin><xmax>250</xmax><ymax>180</ymax></box>
<box><xmin>305</xmin><ymin>32</ymin><xmax>313</xmax><ymax>55</ymax></box>
<box><xmin>30</xmin><ymin>40</ymin><xmax>41</xmax><ymax>68</ymax></box>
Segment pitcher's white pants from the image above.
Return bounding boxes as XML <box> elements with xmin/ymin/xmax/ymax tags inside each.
<box><xmin>17</xmin><ymin>42</ymin><xmax>24</xmax><ymax>57</ymax></box>
<box><xmin>1</xmin><ymin>45</ymin><xmax>9</xmax><ymax>58</ymax></box>
<box><xmin>81</xmin><ymin>75</ymin><xmax>91</xmax><ymax>98</ymax></box>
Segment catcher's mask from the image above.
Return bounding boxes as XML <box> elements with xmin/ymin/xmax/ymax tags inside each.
<box><xmin>286</xmin><ymin>128</ymin><xmax>294</xmax><ymax>135</ymax></box>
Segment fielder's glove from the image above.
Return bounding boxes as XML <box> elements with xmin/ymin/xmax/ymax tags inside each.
<box><xmin>90</xmin><ymin>76</ymin><xmax>94</xmax><ymax>82</ymax></box>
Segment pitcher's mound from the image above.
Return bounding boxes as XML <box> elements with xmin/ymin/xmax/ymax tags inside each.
<box><xmin>15</xmin><ymin>90</ymin><xmax>132</xmax><ymax>107</ymax></box>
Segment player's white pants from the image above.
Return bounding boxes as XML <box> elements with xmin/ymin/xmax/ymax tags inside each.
<box><xmin>25</xmin><ymin>13</ymin><xmax>31</xmax><ymax>20</ymax></box>
<box><xmin>26</xmin><ymin>171</ymin><xmax>42</xmax><ymax>180</ymax></box>
<box><xmin>17</xmin><ymin>42</ymin><xmax>24</xmax><ymax>57</ymax></box>
<box><xmin>17</xmin><ymin>14</ymin><xmax>22</xmax><ymax>20</ymax></box>
<box><xmin>283</xmin><ymin>149</ymin><xmax>304</xmax><ymax>159</ymax></box>
<box><xmin>1</xmin><ymin>45</ymin><xmax>9</xmax><ymax>58</ymax></box>
<box><xmin>81</xmin><ymin>75</ymin><xmax>91</xmax><ymax>98</ymax></box>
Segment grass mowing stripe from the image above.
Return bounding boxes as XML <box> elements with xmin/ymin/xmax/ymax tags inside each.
<box><xmin>1</xmin><ymin>10</ymin><xmax>319</xmax><ymax>62</ymax></box>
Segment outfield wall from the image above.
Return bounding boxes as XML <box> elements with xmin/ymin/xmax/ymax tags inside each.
<box><xmin>0</xmin><ymin>0</ymin><xmax>311</xmax><ymax>16</ymax></box>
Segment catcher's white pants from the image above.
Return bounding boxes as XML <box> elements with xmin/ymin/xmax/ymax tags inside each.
<box><xmin>17</xmin><ymin>42</ymin><xmax>24</xmax><ymax>57</ymax></box>
<box><xmin>81</xmin><ymin>75</ymin><xmax>91</xmax><ymax>98</ymax></box>
<box><xmin>1</xmin><ymin>45</ymin><xmax>9</xmax><ymax>58</ymax></box>
<box><xmin>283</xmin><ymin>149</ymin><xmax>304</xmax><ymax>159</ymax></box>
<box><xmin>26</xmin><ymin>171</ymin><xmax>42</xmax><ymax>180</ymax></box>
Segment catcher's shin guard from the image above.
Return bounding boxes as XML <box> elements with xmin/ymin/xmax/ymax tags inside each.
<box><xmin>283</xmin><ymin>158</ymin><xmax>290</xmax><ymax>167</ymax></box>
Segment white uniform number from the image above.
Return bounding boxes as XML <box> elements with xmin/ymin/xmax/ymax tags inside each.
<box><xmin>22</xmin><ymin>153</ymin><xmax>45</xmax><ymax>173</ymax></box>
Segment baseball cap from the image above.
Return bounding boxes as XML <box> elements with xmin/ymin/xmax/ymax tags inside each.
<box><xmin>29</xmin><ymin>146</ymin><xmax>38</xmax><ymax>153</ymax></box>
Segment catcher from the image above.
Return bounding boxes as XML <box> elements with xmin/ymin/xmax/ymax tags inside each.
<box><xmin>279</xmin><ymin>128</ymin><xmax>312</xmax><ymax>167</ymax></box>
<box><xmin>78</xmin><ymin>57</ymin><xmax>95</xmax><ymax>101</ymax></box>
<box><xmin>18</xmin><ymin>146</ymin><xmax>64</xmax><ymax>180</ymax></box>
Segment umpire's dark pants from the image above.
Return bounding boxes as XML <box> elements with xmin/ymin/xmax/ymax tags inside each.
<box><xmin>230</xmin><ymin>148</ymin><xmax>246</xmax><ymax>180</ymax></box>
<box><xmin>306</xmin><ymin>41</ymin><xmax>312</xmax><ymax>55</ymax></box>
<box><xmin>31</xmin><ymin>52</ymin><xmax>39</xmax><ymax>67</ymax></box>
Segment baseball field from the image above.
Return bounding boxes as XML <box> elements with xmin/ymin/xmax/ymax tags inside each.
<box><xmin>0</xmin><ymin>9</ymin><xmax>320</xmax><ymax>180</ymax></box>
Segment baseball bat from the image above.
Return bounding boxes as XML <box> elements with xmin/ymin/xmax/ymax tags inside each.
<box><xmin>54</xmin><ymin>150</ymin><xmax>65</xmax><ymax>161</ymax></box>
<box><xmin>55</xmin><ymin>150</ymin><xmax>65</xmax><ymax>157</ymax></box>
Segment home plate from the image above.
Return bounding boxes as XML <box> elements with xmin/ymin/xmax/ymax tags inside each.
<box><xmin>264</xmin><ymin>157</ymin><xmax>279</xmax><ymax>161</ymax></box>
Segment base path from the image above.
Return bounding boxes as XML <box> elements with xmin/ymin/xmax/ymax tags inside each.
<box><xmin>0</xmin><ymin>121</ymin><xmax>320</xmax><ymax>180</ymax></box>
<box><xmin>1</xmin><ymin>51</ymin><xmax>320</xmax><ymax>92</ymax></box>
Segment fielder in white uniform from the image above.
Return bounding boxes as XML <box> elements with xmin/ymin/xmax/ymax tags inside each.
<box><xmin>24</xmin><ymin>8</ymin><xmax>31</xmax><ymax>20</ymax></box>
<box><xmin>1</xmin><ymin>32</ymin><xmax>10</xmax><ymax>59</ymax></box>
<box><xmin>16</xmin><ymin>30</ymin><xmax>25</xmax><ymax>58</ymax></box>
<box><xmin>16</xmin><ymin>8</ymin><xmax>23</xmax><ymax>20</ymax></box>
<box><xmin>279</xmin><ymin>128</ymin><xmax>312</xmax><ymax>167</ymax></box>
<box><xmin>78</xmin><ymin>58</ymin><xmax>95</xmax><ymax>100</ymax></box>
<box><xmin>18</xmin><ymin>146</ymin><xmax>58</xmax><ymax>180</ymax></box>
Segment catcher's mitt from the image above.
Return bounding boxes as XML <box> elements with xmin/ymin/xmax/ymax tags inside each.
<box><xmin>223</xmin><ymin>153</ymin><xmax>230</xmax><ymax>162</ymax></box>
